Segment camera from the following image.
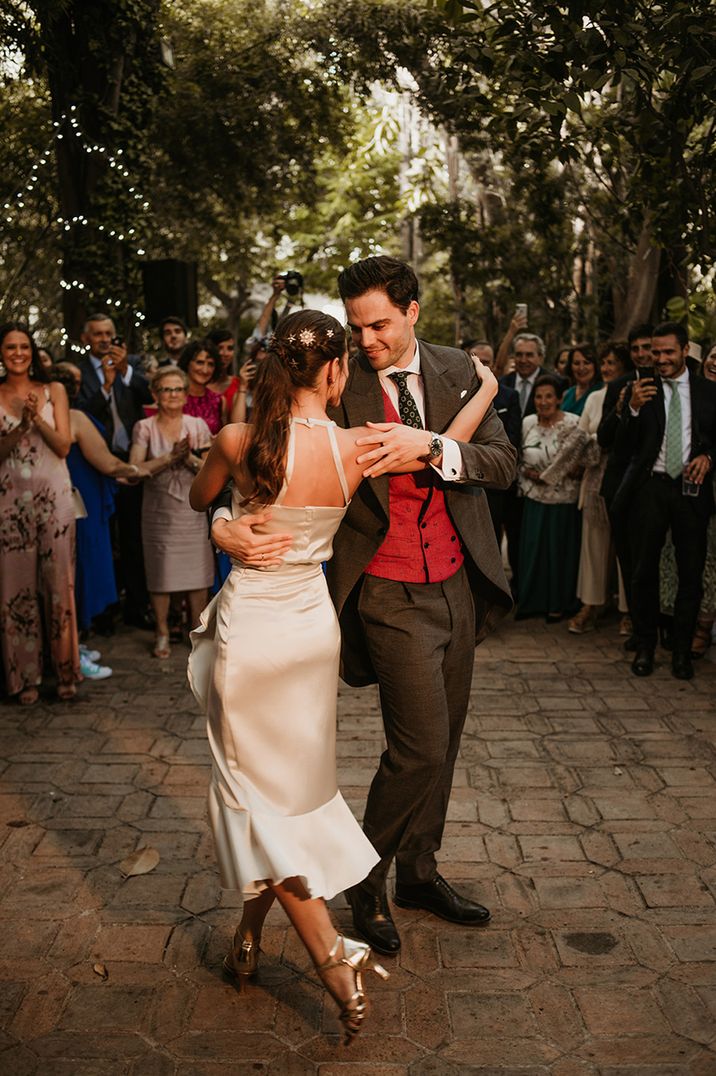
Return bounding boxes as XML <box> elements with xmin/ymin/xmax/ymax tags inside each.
<box><xmin>280</xmin><ymin>270</ymin><xmax>304</xmax><ymax>298</ymax></box>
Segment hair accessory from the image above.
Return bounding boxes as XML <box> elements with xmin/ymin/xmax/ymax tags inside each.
<box><xmin>325</xmin><ymin>329</ymin><xmax>334</xmax><ymax>339</ymax></box>
<box><xmin>298</xmin><ymin>329</ymin><xmax>316</xmax><ymax>347</ymax></box>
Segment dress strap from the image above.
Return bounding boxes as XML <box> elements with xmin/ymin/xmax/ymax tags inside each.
<box><xmin>325</xmin><ymin>422</ymin><xmax>351</xmax><ymax>506</ymax></box>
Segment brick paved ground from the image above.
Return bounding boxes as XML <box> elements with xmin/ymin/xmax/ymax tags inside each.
<box><xmin>1</xmin><ymin>613</ymin><xmax>715</xmax><ymax>1074</ymax></box>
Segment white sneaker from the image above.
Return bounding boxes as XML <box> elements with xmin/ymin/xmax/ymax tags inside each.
<box><xmin>80</xmin><ymin>654</ymin><xmax>112</xmax><ymax>680</ymax></box>
<box><xmin>80</xmin><ymin>644</ymin><xmax>102</xmax><ymax>663</ymax></box>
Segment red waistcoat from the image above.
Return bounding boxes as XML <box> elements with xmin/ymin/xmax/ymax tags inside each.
<box><xmin>364</xmin><ymin>390</ymin><xmax>464</xmax><ymax>584</ymax></box>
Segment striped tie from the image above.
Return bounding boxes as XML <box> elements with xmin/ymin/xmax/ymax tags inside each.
<box><xmin>665</xmin><ymin>382</ymin><xmax>683</xmax><ymax>479</ymax></box>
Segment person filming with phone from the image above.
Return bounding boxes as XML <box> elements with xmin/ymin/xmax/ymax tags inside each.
<box><xmin>614</xmin><ymin>321</ymin><xmax>716</xmax><ymax>680</ymax></box>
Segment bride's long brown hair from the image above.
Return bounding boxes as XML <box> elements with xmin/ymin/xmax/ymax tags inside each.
<box><xmin>244</xmin><ymin>309</ymin><xmax>347</xmax><ymax>505</ymax></box>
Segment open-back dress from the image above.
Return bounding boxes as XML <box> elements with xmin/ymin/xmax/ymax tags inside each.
<box><xmin>188</xmin><ymin>417</ymin><xmax>379</xmax><ymax>899</ymax></box>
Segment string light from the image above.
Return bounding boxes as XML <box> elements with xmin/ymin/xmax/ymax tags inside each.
<box><xmin>7</xmin><ymin>107</ymin><xmax>153</xmax><ymax>286</ymax></box>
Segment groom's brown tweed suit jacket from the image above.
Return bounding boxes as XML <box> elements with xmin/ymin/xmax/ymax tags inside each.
<box><xmin>327</xmin><ymin>339</ymin><xmax>517</xmax><ymax>686</ymax></box>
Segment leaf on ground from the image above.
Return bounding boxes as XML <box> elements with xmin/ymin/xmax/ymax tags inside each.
<box><xmin>93</xmin><ymin>962</ymin><xmax>109</xmax><ymax>980</ymax></box>
<box><xmin>119</xmin><ymin>846</ymin><xmax>160</xmax><ymax>877</ymax></box>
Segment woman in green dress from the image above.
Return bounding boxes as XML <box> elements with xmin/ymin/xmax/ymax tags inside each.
<box><xmin>516</xmin><ymin>374</ymin><xmax>581</xmax><ymax>620</ymax></box>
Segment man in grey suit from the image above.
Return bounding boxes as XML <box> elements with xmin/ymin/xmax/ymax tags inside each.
<box><xmin>211</xmin><ymin>258</ymin><xmax>516</xmax><ymax>954</ymax></box>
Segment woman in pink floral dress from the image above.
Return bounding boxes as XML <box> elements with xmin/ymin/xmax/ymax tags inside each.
<box><xmin>0</xmin><ymin>323</ymin><xmax>80</xmax><ymax>704</ymax></box>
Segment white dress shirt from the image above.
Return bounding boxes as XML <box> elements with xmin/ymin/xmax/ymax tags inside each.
<box><xmin>377</xmin><ymin>342</ymin><xmax>465</xmax><ymax>481</ymax></box>
<box><xmin>653</xmin><ymin>369</ymin><xmax>692</xmax><ymax>474</ymax></box>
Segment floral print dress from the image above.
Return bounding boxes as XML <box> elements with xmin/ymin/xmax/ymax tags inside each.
<box><xmin>0</xmin><ymin>386</ymin><xmax>80</xmax><ymax>694</ymax></box>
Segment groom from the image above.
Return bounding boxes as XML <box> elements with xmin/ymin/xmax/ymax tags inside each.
<box><xmin>212</xmin><ymin>257</ymin><xmax>515</xmax><ymax>954</ymax></box>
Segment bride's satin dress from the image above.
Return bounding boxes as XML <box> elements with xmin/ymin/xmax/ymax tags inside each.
<box><xmin>188</xmin><ymin>418</ymin><xmax>379</xmax><ymax>900</ymax></box>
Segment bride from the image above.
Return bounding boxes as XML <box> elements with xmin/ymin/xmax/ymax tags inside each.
<box><xmin>188</xmin><ymin>308</ymin><xmax>497</xmax><ymax>1043</ymax></box>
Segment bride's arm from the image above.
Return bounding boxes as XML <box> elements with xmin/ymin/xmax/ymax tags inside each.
<box><xmin>189</xmin><ymin>423</ymin><xmax>248</xmax><ymax>511</ymax></box>
<box><xmin>356</xmin><ymin>358</ymin><xmax>498</xmax><ymax>478</ymax></box>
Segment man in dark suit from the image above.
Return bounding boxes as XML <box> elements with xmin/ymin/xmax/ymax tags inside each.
<box><xmin>597</xmin><ymin>324</ymin><xmax>653</xmax><ymax>638</ymax></box>
<box><xmin>613</xmin><ymin>321</ymin><xmax>716</xmax><ymax>680</ymax></box>
<box><xmin>464</xmin><ymin>339</ymin><xmax>521</xmax><ymax>540</ymax></box>
<box><xmin>211</xmin><ymin>258</ymin><xmax>516</xmax><ymax>955</ymax></box>
<box><xmin>77</xmin><ymin>313</ymin><xmax>153</xmax><ymax>628</ymax></box>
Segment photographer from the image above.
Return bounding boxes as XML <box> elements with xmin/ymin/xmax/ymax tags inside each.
<box><xmin>231</xmin><ymin>273</ymin><xmax>304</xmax><ymax>423</ymax></box>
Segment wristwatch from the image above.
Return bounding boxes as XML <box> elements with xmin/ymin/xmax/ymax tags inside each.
<box><xmin>427</xmin><ymin>433</ymin><xmax>443</xmax><ymax>459</ymax></box>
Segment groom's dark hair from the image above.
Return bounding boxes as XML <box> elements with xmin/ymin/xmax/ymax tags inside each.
<box><xmin>337</xmin><ymin>256</ymin><xmax>419</xmax><ymax>313</ymax></box>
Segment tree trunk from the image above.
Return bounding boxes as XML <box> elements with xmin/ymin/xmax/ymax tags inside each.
<box><xmin>613</xmin><ymin>218</ymin><xmax>661</xmax><ymax>337</ymax></box>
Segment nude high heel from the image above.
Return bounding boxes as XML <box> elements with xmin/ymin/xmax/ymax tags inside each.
<box><xmin>223</xmin><ymin>929</ymin><xmax>260</xmax><ymax>989</ymax></box>
<box><xmin>316</xmin><ymin>934</ymin><xmax>389</xmax><ymax>1045</ymax></box>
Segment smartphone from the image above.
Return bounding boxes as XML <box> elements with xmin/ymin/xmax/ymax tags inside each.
<box><xmin>515</xmin><ymin>303</ymin><xmax>528</xmax><ymax>321</ymax></box>
<box><xmin>111</xmin><ymin>335</ymin><xmax>124</xmax><ymax>347</ymax></box>
<box><xmin>682</xmin><ymin>475</ymin><xmax>700</xmax><ymax>497</ymax></box>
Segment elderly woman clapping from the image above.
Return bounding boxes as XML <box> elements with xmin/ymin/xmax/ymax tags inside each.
<box><xmin>130</xmin><ymin>366</ymin><xmax>213</xmax><ymax>660</ymax></box>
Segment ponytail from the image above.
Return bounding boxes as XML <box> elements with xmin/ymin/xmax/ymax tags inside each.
<box><xmin>243</xmin><ymin>351</ymin><xmax>293</xmax><ymax>505</ymax></box>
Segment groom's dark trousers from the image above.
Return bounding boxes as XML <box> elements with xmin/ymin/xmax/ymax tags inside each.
<box><xmin>327</xmin><ymin>340</ymin><xmax>516</xmax><ymax>893</ymax></box>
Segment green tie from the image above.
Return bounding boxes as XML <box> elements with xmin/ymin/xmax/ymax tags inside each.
<box><xmin>665</xmin><ymin>381</ymin><xmax>683</xmax><ymax>479</ymax></box>
<box><xmin>389</xmin><ymin>371</ymin><xmax>423</xmax><ymax>429</ymax></box>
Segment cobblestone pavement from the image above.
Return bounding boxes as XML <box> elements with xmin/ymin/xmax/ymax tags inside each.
<box><xmin>1</xmin><ymin>613</ymin><xmax>715</xmax><ymax>1075</ymax></box>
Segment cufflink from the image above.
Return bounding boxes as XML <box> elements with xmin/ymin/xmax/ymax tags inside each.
<box><xmin>461</xmin><ymin>389</ymin><xmax>468</xmax><ymax>398</ymax></box>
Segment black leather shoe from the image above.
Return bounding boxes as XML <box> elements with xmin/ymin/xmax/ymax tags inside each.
<box><xmin>672</xmin><ymin>651</ymin><xmax>694</xmax><ymax>680</ymax></box>
<box><xmin>394</xmin><ymin>874</ymin><xmax>491</xmax><ymax>926</ymax></box>
<box><xmin>345</xmin><ymin>884</ymin><xmax>401</xmax><ymax>956</ymax></box>
<box><xmin>631</xmin><ymin>648</ymin><xmax>654</xmax><ymax>677</ymax></box>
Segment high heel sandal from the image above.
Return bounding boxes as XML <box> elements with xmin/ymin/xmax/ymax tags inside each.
<box><xmin>316</xmin><ymin>934</ymin><xmax>389</xmax><ymax>1046</ymax></box>
<box><xmin>222</xmin><ymin>929</ymin><xmax>260</xmax><ymax>989</ymax></box>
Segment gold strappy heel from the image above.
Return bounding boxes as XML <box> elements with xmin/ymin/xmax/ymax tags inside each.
<box><xmin>316</xmin><ymin>934</ymin><xmax>389</xmax><ymax>1045</ymax></box>
<box><xmin>222</xmin><ymin>929</ymin><xmax>260</xmax><ymax>990</ymax></box>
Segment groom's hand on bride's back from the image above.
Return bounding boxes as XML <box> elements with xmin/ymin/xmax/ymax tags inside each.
<box><xmin>211</xmin><ymin>511</ymin><xmax>293</xmax><ymax>568</ymax></box>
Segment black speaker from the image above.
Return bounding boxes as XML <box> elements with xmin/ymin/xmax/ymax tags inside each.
<box><xmin>141</xmin><ymin>259</ymin><xmax>198</xmax><ymax>327</ymax></box>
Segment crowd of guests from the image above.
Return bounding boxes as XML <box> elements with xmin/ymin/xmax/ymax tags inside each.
<box><xmin>465</xmin><ymin>320</ymin><xmax>716</xmax><ymax>680</ymax></box>
<box><xmin>2</xmin><ymin>287</ymin><xmax>715</xmax><ymax>703</ymax></box>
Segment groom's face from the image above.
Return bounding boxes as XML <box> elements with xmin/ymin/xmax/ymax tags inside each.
<box><xmin>344</xmin><ymin>288</ymin><xmax>419</xmax><ymax>371</ymax></box>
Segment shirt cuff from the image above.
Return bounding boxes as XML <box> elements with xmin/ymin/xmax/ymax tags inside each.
<box><xmin>122</xmin><ymin>366</ymin><xmax>133</xmax><ymax>386</ymax></box>
<box><xmin>629</xmin><ymin>406</ymin><xmax>639</xmax><ymax>418</ymax></box>
<box><xmin>430</xmin><ymin>437</ymin><xmax>465</xmax><ymax>481</ymax></box>
<box><xmin>211</xmin><ymin>507</ymin><xmax>232</xmax><ymax>526</ymax></box>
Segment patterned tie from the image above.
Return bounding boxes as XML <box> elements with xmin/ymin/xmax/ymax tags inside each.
<box><xmin>389</xmin><ymin>371</ymin><xmax>423</xmax><ymax>429</ymax></box>
<box><xmin>665</xmin><ymin>381</ymin><xmax>683</xmax><ymax>479</ymax></box>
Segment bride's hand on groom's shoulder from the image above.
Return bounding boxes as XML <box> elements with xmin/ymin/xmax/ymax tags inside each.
<box><xmin>355</xmin><ymin>421</ymin><xmax>430</xmax><ymax>477</ymax></box>
<box><xmin>211</xmin><ymin>512</ymin><xmax>293</xmax><ymax>567</ymax></box>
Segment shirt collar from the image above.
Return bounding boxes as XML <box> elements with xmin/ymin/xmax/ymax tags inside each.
<box><xmin>667</xmin><ymin>368</ymin><xmax>689</xmax><ymax>387</ymax></box>
<box><xmin>378</xmin><ymin>340</ymin><xmax>420</xmax><ymax>381</ymax></box>
<box><xmin>517</xmin><ymin>368</ymin><xmax>539</xmax><ymax>385</ymax></box>
<box><xmin>88</xmin><ymin>353</ymin><xmax>103</xmax><ymax>370</ymax></box>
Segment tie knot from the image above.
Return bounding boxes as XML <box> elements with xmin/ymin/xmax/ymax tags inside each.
<box><xmin>389</xmin><ymin>371</ymin><xmax>409</xmax><ymax>386</ymax></box>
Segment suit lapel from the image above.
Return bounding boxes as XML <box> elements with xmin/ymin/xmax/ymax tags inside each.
<box><xmin>419</xmin><ymin>340</ymin><xmax>461</xmax><ymax>433</ymax></box>
<box><xmin>341</xmin><ymin>353</ymin><xmax>390</xmax><ymax>521</ymax></box>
